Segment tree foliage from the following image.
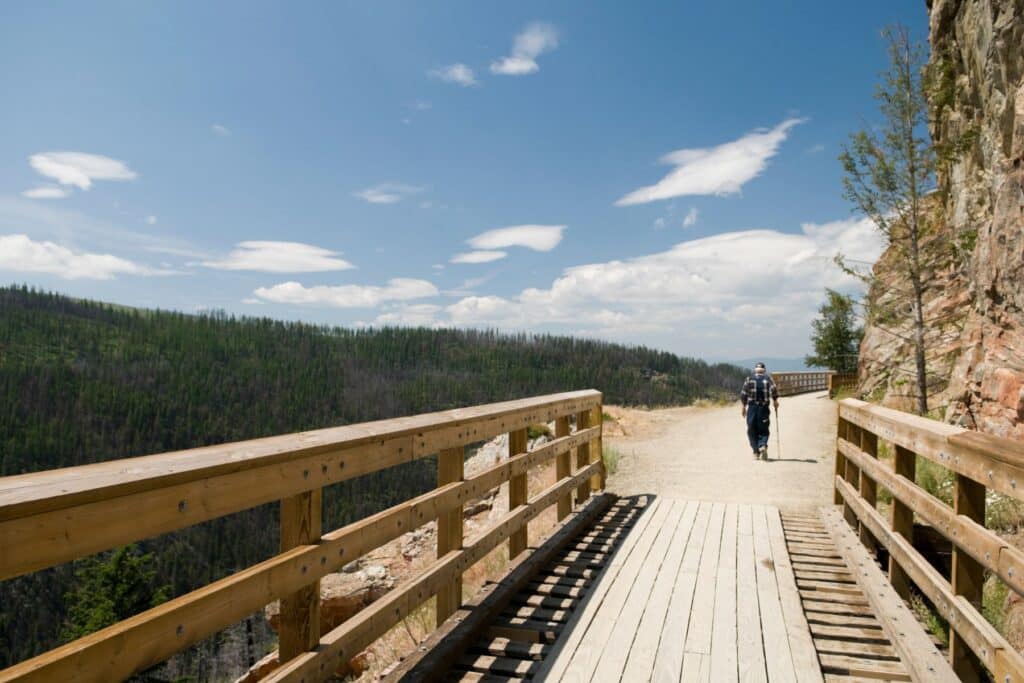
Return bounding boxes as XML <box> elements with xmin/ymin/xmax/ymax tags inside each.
<box><xmin>838</xmin><ymin>24</ymin><xmax>935</xmax><ymax>414</ymax></box>
<box><xmin>805</xmin><ymin>290</ymin><xmax>862</xmax><ymax>373</ymax></box>
<box><xmin>62</xmin><ymin>545</ymin><xmax>170</xmax><ymax>642</ymax></box>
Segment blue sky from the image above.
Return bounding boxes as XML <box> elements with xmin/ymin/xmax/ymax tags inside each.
<box><xmin>0</xmin><ymin>2</ymin><xmax>928</xmax><ymax>360</ymax></box>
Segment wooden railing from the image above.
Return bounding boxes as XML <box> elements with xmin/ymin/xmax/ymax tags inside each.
<box><xmin>772</xmin><ymin>371</ymin><xmax>832</xmax><ymax>396</ymax></box>
<box><xmin>827</xmin><ymin>372</ymin><xmax>858</xmax><ymax>398</ymax></box>
<box><xmin>834</xmin><ymin>398</ymin><xmax>1024</xmax><ymax>682</ymax></box>
<box><xmin>0</xmin><ymin>390</ymin><xmax>604</xmax><ymax>683</ymax></box>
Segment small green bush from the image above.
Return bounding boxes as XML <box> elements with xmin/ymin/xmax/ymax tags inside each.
<box><xmin>527</xmin><ymin>423</ymin><xmax>552</xmax><ymax>440</ymax></box>
<box><xmin>602</xmin><ymin>445</ymin><xmax>621</xmax><ymax>476</ymax></box>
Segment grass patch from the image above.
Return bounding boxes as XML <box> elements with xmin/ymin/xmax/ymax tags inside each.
<box><xmin>527</xmin><ymin>423</ymin><xmax>552</xmax><ymax>440</ymax></box>
<box><xmin>602</xmin><ymin>445</ymin><xmax>622</xmax><ymax>476</ymax></box>
<box><xmin>910</xmin><ymin>592</ymin><xmax>950</xmax><ymax>646</ymax></box>
<box><xmin>983</xmin><ymin>574</ymin><xmax>1009</xmax><ymax>634</ymax></box>
<box><xmin>987</xmin><ymin>493</ymin><xmax>1024</xmax><ymax>532</ymax></box>
<box><xmin>916</xmin><ymin>458</ymin><xmax>954</xmax><ymax>507</ymax></box>
<box><xmin>602</xmin><ymin>411</ymin><xmax>615</xmax><ymax>423</ymax></box>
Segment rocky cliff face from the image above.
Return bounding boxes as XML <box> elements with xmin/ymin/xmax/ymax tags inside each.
<box><xmin>859</xmin><ymin>0</ymin><xmax>1024</xmax><ymax>438</ymax></box>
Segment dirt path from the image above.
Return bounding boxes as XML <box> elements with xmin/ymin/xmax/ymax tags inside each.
<box><xmin>604</xmin><ymin>391</ymin><xmax>837</xmax><ymax>513</ymax></box>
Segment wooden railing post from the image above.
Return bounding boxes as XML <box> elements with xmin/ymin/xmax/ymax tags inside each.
<box><xmin>591</xmin><ymin>404</ymin><xmax>604</xmax><ymax>492</ymax></box>
<box><xmin>555</xmin><ymin>416</ymin><xmax>572</xmax><ymax>521</ymax></box>
<box><xmin>858</xmin><ymin>428</ymin><xmax>878</xmax><ymax>550</ymax></box>
<box><xmin>890</xmin><ymin>444</ymin><xmax>916</xmax><ymax>599</ymax></box>
<box><xmin>279</xmin><ymin>488</ymin><xmax>322</xmax><ymax>663</ymax></box>
<box><xmin>950</xmin><ymin>473</ymin><xmax>986</xmax><ymax>681</ymax></box>
<box><xmin>834</xmin><ymin>417</ymin><xmax>848</xmax><ymax>506</ymax></box>
<box><xmin>508</xmin><ymin>428</ymin><xmax>529</xmax><ymax>559</ymax></box>
<box><xmin>575</xmin><ymin>409</ymin><xmax>592</xmax><ymax>505</ymax></box>
<box><xmin>436</xmin><ymin>446</ymin><xmax>464</xmax><ymax>625</ymax></box>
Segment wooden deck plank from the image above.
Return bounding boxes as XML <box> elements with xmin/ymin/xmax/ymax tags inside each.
<box><xmin>765</xmin><ymin>506</ymin><xmax>824</xmax><ymax>683</ymax></box>
<box><xmin>541</xmin><ymin>496</ymin><xmax>666</xmax><ymax>681</ymax></box>
<box><xmin>623</xmin><ymin>501</ymin><xmax>699</xmax><ymax>680</ymax></box>
<box><xmin>710</xmin><ymin>504</ymin><xmax>739</xmax><ymax>682</ymax></box>
<box><xmin>684</xmin><ymin>502</ymin><xmax>726</xmax><ymax>658</ymax></box>
<box><xmin>751</xmin><ymin>504</ymin><xmax>797</xmax><ymax>683</ymax></box>
<box><xmin>736</xmin><ymin>505</ymin><xmax>768</xmax><ymax>683</ymax></box>
<box><xmin>652</xmin><ymin>501</ymin><xmax>713</xmax><ymax>683</ymax></box>
<box><xmin>592</xmin><ymin>501</ymin><xmax>687</xmax><ymax>682</ymax></box>
<box><xmin>559</xmin><ymin>498</ymin><xmax>673</xmax><ymax>681</ymax></box>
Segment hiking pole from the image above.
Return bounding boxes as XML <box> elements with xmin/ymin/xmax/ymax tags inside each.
<box><xmin>774</xmin><ymin>404</ymin><xmax>782</xmax><ymax>460</ymax></box>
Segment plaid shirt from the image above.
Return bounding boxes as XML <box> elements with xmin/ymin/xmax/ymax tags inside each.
<box><xmin>740</xmin><ymin>374</ymin><xmax>778</xmax><ymax>404</ymax></box>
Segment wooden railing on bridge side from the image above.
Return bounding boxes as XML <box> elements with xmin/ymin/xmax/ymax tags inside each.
<box><xmin>772</xmin><ymin>371</ymin><xmax>831</xmax><ymax>396</ymax></box>
<box><xmin>0</xmin><ymin>390</ymin><xmax>604</xmax><ymax>683</ymax></box>
<box><xmin>834</xmin><ymin>398</ymin><xmax>1024</xmax><ymax>682</ymax></box>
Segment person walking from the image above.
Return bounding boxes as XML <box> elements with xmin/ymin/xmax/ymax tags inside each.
<box><xmin>741</xmin><ymin>362</ymin><xmax>779</xmax><ymax>459</ymax></box>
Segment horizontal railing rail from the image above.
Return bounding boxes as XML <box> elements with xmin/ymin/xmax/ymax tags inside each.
<box><xmin>834</xmin><ymin>398</ymin><xmax>1024</xmax><ymax>681</ymax></box>
<box><xmin>0</xmin><ymin>389</ymin><xmax>604</xmax><ymax>683</ymax></box>
<box><xmin>772</xmin><ymin>371</ymin><xmax>832</xmax><ymax>396</ymax></box>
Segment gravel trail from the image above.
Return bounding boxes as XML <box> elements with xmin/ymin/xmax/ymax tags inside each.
<box><xmin>604</xmin><ymin>391</ymin><xmax>837</xmax><ymax>513</ymax></box>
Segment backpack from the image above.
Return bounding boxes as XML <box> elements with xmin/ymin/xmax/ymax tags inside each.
<box><xmin>753</xmin><ymin>375</ymin><xmax>768</xmax><ymax>403</ymax></box>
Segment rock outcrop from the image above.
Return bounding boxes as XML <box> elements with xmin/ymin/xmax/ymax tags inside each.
<box><xmin>859</xmin><ymin>0</ymin><xmax>1024</xmax><ymax>439</ymax></box>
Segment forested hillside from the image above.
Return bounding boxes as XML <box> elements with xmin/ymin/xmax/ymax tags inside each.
<box><xmin>0</xmin><ymin>285</ymin><xmax>745</xmax><ymax>672</ymax></box>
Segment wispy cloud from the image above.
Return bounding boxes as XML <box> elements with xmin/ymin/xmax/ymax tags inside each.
<box><xmin>146</xmin><ymin>215</ymin><xmax>157</xmax><ymax>225</ymax></box>
<box><xmin>467</xmin><ymin>224</ymin><xmax>565</xmax><ymax>251</ymax></box>
<box><xmin>0</xmin><ymin>233</ymin><xmax>173</xmax><ymax>280</ymax></box>
<box><xmin>21</xmin><ymin>186</ymin><xmax>69</xmax><ymax>199</ymax></box>
<box><xmin>366</xmin><ymin>217</ymin><xmax>882</xmax><ymax>356</ymax></box>
<box><xmin>807</xmin><ymin>143</ymin><xmax>825</xmax><ymax>154</ymax></box>
<box><xmin>615</xmin><ymin>118</ymin><xmax>805</xmax><ymax>206</ymax></box>
<box><xmin>354</xmin><ymin>183</ymin><xmax>424</xmax><ymax>204</ymax></box>
<box><xmin>211</xmin><ymin>124</ymin><xmax>231</xmax><ymax>136</ymax></box>
<box><xmin>28</xmin><ymin>152</ymin><xmax>136</xmax><ymax>191</ymax></box>
<box><xmin>491</xmin><ymin>22</ymin><xmax>559</xmax><ymax>76</ymax></box>
<box><xmin>414</xmin><ymin>100</ymin><xmax>432</xmax><ymax>111</ymax></box>
<box><xmin>202</xmin><ymin>241</ymin><xmax>354</xmax><ymax>273</ymax></box>
<box><xmin>428</xmin><ymin>63</ymin><xmax>478</xmax><ymax>87</ymax></box>
<box><xmin>683</xmin><ymin>207</ymin><xmax>699</xmax><ymax>227</ymax></box>
<box><xmin>451</xmin><ymin>250</ymin><xmax>507</xmax><ymax>264</ymax></box>
<box><xmin>254</xmin><ymin>278</ymin><xmax>439</xmax><ymax>308</ymax></box>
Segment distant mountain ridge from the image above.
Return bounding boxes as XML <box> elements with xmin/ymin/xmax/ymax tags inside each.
<box><xmin>727</xmin><ymin>357</ymin><xmax>825</xmax><ymax>373</ymax></box>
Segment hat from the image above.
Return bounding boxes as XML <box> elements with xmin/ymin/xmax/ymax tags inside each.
<box><xmin>754</xmin><ymin>362</ymin><xmax>766</xmax><ymax>370</ymax></box>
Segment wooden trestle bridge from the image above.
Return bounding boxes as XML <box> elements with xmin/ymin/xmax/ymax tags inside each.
<box><xmin>2</xmin><ymin>373</ymin><xmax>1024</xmax><ymax>682</ymax></box>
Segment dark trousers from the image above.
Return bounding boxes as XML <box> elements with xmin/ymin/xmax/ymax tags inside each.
<box><xmin>746</xmin><ymin>403</ymin><xmax>771</xmax><ymax>452</ymax></box>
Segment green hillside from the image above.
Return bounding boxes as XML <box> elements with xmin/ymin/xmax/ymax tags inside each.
<box><xmin>0</xmin><ymin>285</ymin><xmax>745</xmax><ymax>673</ymax></box>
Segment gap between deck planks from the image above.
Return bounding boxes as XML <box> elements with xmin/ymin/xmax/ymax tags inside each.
<box><xmin>539</xmin><ymin>499</ymin><xmax>823</xmax><ymax>682</ymax></box>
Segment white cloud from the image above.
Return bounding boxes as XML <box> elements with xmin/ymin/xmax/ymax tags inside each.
<box><xmin>146</xmin><ymin>215</ymin><xmax>157</xmax><ymax>225</ymax></box>
<box><xmin>428</xmin><ymin>63</ymin><xmax>478</xmax><ymax>87</ymax></box>
<box><xmin>0</xmin><ymin>233</ymin><xmax>170</xmax><ymax>280</ymax></box>
<box><xmin>615</xmin><ymin>118</ymin><xmax>805</xmax><ymax>206</ymax></box>
<box><xmin>653</xmin><ymin>217</ymin><xmax>666</xmax><ymax>230</ymax></box>
<box><xmin>202</xmin><ymin>241</ymin><xmax>354</xmax><ymax>273</ymax></box>
<box><xmin>369</xmin><ymin>304</ymin><xmax>444</xmax><ymax>327</ymax></box>
<box><xmin>254</xmin><ymin>278</ymin><xmax>439</xmax><ymax>308</ymax></box>
<box><xmin>212</xmin><ymin>124</ymin><xmax>231</xmax><ymax>136</ymax></box>
<box><xmin>467</xmin><ymin>224</ymin><xmax>565</xmax><ymax>251</ymax></box>
<box><xmin>683</xmin><ymin>207</ymin><xmax>699</xmax><ymax>228</ymax></box>
<box><xmin>414</xmin><ymin>100</ymin><xmax>432</xmax><ymax>111</ymax></box>
<box><xmin>491</xmin><ymin>22</ymin><xmax>559</xmax><ymax>76</ymax></box>
<box><xmin>807</xmin><ymin>143</ymin><xmax>825</xmax><ymax>154</ymax></box>
<box><xmin>354</xmin><ymin>183</ymin><xmax>424</xmax><ymax>204</ymax></box>
<box><xmin>383</xmin><ymin>217</ymin><xmax>883</xmax><ymax>356</ymax></box>
<box><xmin>451</xmin><ymin>250</ymin><xmax>507</xmax><ymax>264</ymax></box>
<box><xmin>432</xmin><ymin>263</ymin><xmax>445</xmax><ymax>270</ymax></box>
<box><xmin>28</xmin><ymin>152</ymin><xmax>136</xmax><ymax>190</ymax></box>
<box><xmin>21</xmin><ymin>186</ymin><xmax>69</xmax><ymax>199</ymax></box>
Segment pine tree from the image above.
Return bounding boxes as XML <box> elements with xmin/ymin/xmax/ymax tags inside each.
<box><xmin>62</xmin><ymin>544</ymin><xmax>170</xmax><ymax>642</ymax></box>
<box><xmin>806</xmin><ymin>290</ymin><xmax>862</xmax><ymax>373</ymax></box>
<box><xmin>838</xmin><ymin>25</ymin><xmax>935</xmax><ymax>414</ymax></box>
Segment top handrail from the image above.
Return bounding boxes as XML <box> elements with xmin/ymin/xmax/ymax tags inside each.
<box><xmin>0</xmin><ymin>389</ymin><xmax>601</xmax><ymax>581</ymax></box>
